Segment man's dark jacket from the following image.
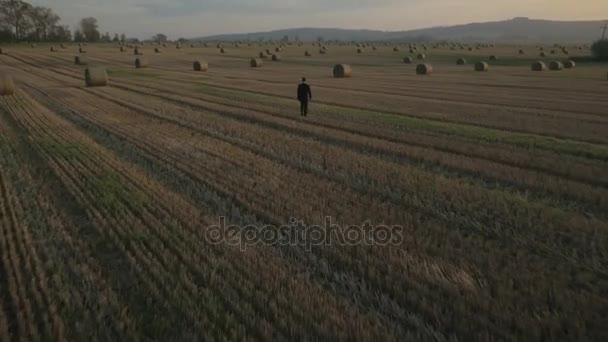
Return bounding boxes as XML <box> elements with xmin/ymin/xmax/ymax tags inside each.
<box><xmin>297</xmin><ymin>83</ymin><xmax>312</xmax><ymax>101</ymax></box>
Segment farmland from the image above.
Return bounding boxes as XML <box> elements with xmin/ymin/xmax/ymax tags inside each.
<box><xmin>0</xmin><ymin>41</ymin><xmax>607</xmax><ymax>341</ymax></box>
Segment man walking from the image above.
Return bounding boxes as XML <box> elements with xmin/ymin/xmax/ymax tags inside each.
<box><xmin>297</xmin><ymin>77</ymin><xmax>312</xmax><ymax>117</ymax></box>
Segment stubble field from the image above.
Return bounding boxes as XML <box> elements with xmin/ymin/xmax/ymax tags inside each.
<box><xmin>0</xmin><ymin>41</ymin><xmax>607</xmax><ymax>341</ymax></box>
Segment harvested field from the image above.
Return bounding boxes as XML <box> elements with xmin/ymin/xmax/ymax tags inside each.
<box><xmin>0</xmin><ymin>42</ymin><xmax>607</xmax><ymax>341</ymax></box>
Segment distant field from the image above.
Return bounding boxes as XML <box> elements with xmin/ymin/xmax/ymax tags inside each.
<box><xmin>0</xmin><ymin>41</ymin><xmax>607</xmax><ymax>341</ymax></box>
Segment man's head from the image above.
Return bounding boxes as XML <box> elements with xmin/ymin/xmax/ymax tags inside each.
<box><xmin>302</xmin><ymin>77</ymin><xmax>306</xmax><ymax>83</ymax></box>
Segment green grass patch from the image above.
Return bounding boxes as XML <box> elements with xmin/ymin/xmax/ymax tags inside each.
<box><xmin>194</xmin><ymin>82</ymin><xmax>608</xmax><ymax>161</ymax></box>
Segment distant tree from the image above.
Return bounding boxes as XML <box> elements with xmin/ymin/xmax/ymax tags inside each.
<box><xmin>29</xmin><ymin>6</ymin><xmax>60</xmax><ymax>40</ymax></box>
<box><xmin>152</xmin><ymin>33</ymin><xmax>167</xmax><ymax>43</ymax></box>
<box><xmin>112</xmin><ymin>33</ymin><xmax>119</xmax><ymax>42</ymax></box>
<box><xmin>120</xmin><ymin>33</ymin><xmax>126</xmax><ymax>42</ymax></box>
<box><xmin>317</xmin><ymin>36</ymin><xmax>324</xmax><ymax>43</ymax></box>
<box><xmin>591</xmin><ymin>39</ymin><xmax>608</xmax><ymax>61</ymax></box>
<box><xmin>48</xmin><ymin>25</ymin><xmax>71</xmax><ymax>41</ymax></box>
<box><xmin>0</xmin><ymin>0</ymin><xmax>32</xmax><ymax>40</ymax></box>
<box><xmin>281</xmin><ymin>34</ymin><xmax>289</xmax><ymax>43</ymax></box>
<box><xmin>177</xmin><ymin>37</ymin><xmax>188</xmax><ymax>43</ymax></box>
<box><xmin>101</xmin><ymin>31</ymin><xmax>111</xmax><ymax>42</ymax></box>
<box><xmin>79</xmin><ymin>17</ymin><xmax>100</xmax><ymax>42</ymax></box>
<box><xmin>73</xmin><ymin>29</ymin><xmax>84</xmax><ymax>42</ymax></box>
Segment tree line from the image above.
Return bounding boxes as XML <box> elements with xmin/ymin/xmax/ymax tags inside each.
<box><xmin>0</xmin><ymin>0</ymin><xmax>127</xmax><ymax>43</ymax></box>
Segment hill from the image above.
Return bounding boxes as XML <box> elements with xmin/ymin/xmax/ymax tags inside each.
<box><xmin>196</xmin><ymin>17</ymin><xmax>607</xmax><ymax>43</ymax></box>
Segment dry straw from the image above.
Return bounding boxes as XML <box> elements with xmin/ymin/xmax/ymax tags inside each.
<box><xmin>193</xmin><ymin>60</ymin><xmax>209</xmax><ymax>71</ymax></box>
<box><xmin>135</xmin><ymin>57</ymin><xmax>148</xmax><ymax>68</ymax></box>
<box><xmin>74</xmin><ymin>56</ymin><xmax>87</xmax><ymax>65</ymax></box>
<box><xmin>549</xmin><ymin>61</ymin><xmax>563</xmax><ymax>70</ymax></box>
<box><xmin>333</xmin><ymin>64</ymin><xmax>352</xmax><ymax>78</ymax></box>
<box><xmin>84</xmin><ymin>67</ymin><xmax>108</xmax><ymax>87</ymax></box>
<box><xmin>416</xmin><ymin>63</ymin><xmax>432</xmax><ymax>75</ymax></box>
<box><xmin>531</xmin><ymin>61</ymin><xmax>547</xmax><ymax>71</ymax></box>
<box><xmin>0</xmin><ymin>75</ymin><xmax>15</xmax><ymax>96</ymax></box>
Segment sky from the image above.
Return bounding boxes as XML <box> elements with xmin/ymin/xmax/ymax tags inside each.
<box><xmin>32</xmin><ymin>0</ymin><xmax>608</xmax><ymax>39</ymax></box>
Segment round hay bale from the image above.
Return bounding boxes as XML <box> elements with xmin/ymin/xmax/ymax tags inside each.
<box><xmin>60</xmin><ymin>43</ymin><xmax>66</xmax><ymax>49</ymax></box>
<box><xmin>403</xmin><ymin>56</ymin><xmax>413</xmax><ymax>64</ymax></box>
<box><xmin>357</xmin><ymin>48</ymin><xmax>363</xmax><ymax>54</ymax></box>
<box><xmin>250</xmin><ymin>58</ymin><xmax>263</xmax><ymax>67</ymax></box>
<box><xmin>333</xmin><ymin>64</ymin><xmax>352</xmax><ymax>78</ymax></box>
<box><xmin>154</xmin><ymin>48</ymin><xmax>161</xmax><ymax>53</ymax></box>
<box><xmin>134</xmin><ymin>48</ymin><xmax>142</xmax><ymax>55</ymax></box>
<box><xmin>50</xmin><ymin>46</ymin><xmax>56</xmax><ymax>52</ymax></box>
<box><xmin>0</xmin><ymin>75</ymin><xmax>15</xmax><ymax>96</ymax></box>
<box><xmin>0</xmin><ymin>48</ymin><xmax>3</xmax><ymax>55</ymax></box>
<box><xmin>489</xmin><ymin>55</ymin><xmax>498</xmax><ymax>61</ymax></box>
<box><xmin>304</xmin><ymin>50</ymin><xmax>311</xmax><ymax>57</ymax></box>
<box><xmin>220</xmin><ymin>48</ymin><xmax>226</xmax><ymax>53</ymax></box>
<box><xmin>271</xmin><ymin>54</ymin><xmax>282</xmax><ymax>61</ymax></box>
<box><xmin>468</xmin><ymin>47</ymin><xmax>473</xmax><ymax>51</ymax></box>
<box><xmin>84</xmin><ymin>67</ymin><xmax>108</xmax><ymax>87</ymax></box>
<box><xmin>550</xmin><ymin>49</ymin><xmax>557</xmax><ymax>54</ymax></box>
<box><xmin>563</xmin><ymin>60</ymin><xmax>576</xmax><ymax>69</ymax></box>
<box><xmin>79</xmin><ymin>47</ymin><xmax>86</xmax><ymax>53</ymax></box>
<box><xmin>120</xmin><ymin>46</ymin><xmax>124</xmax><ymax>52</ymax></box>
<box><xmin>416</xmin><ymin>63</ymin><xmax>432</xmax><ymax>75</ymax></box>
<box><xmin>30</xmin><ymin>44</ymin><xmax>36</xmax><ymax>48</ymax></box>
<box><xmin>319</xmin><ymin>49</ymin><xmax>327</xmax><ymax>55</ymax></box>
<box><xmin>193</xmin><ymin>60</ymin><xmax>208</xmax><ymax>72</ymax></box>
<box><xmin>540</xmin><ymin>52</ymin><xmax>546</xmax><ymax>57</ymax></box>
<box><xmin>548</xmin><ymin>61</ymin><xmax>563</xmax><ymax>71</ymax></box>
<box><xmin>393</xmin><ymin>47</ymin><xmax>400</xmax><ymax>52</ymax></box>
<box><xmin>518</xmin><ymin>49</ymin><xmax>525</xmax><ymax>55</ymax></box>
<box><xmin>456</xmin><ymin>58</ymin><xmax>467</xmax><ymax>65</ymax></box>
<box><xmin>531</xmin><ymin>61</ymin><xmax>547</xmax><ymax>71</ymax></box>
<box><xmin>74</xmin><ymin>56</ymin><xmax>88</xmax><ymax>65</ymax></box>
<box><xmin>474</xmin><ymin>61</ymin><xmax>489</xmax><ymax>71</ymax></box>
<box><xmin>259</xmin><ymin>52</ymin><xmax>267</xmax><ymax>58</ymax></box>
<box><xmin>275</xmin><ymin>47</ymin><xmax>282</xmax><ymax>52</ymax></box>
<box><xmin>417</xmin><ymin>53</ymin><xmax>426</xmax><ymax>60</ymax></box>
<box><xmin>135</xmin><ymin>57</ymin><xmax>148</xmax><ymax>68</ymax></box>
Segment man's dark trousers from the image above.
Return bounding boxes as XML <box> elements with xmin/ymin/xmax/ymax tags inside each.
<box><xmin>300</xmin><ymin>100</ymin><xmax>309</xmax><ymax>116</ymax></box>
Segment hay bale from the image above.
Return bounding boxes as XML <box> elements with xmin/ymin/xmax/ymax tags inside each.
<box><xmin>563</xmin><ymin>60</ymin><xmax>576</xmax><ymax>69</ymax></box>
<box><xmin>0</xmin><ymin>48</ymin><xmax>3</xmax><ymax>55</ymax></box>
<box><xmin>531</xmin><ymin>61</ymin><xmax>547</xmax><ymax>71</ymax></box>
<box><xmin>50</xmin><ymin>46</ymin><xmax>56</xmax><ymax>52</ymax></box>
<box><xmin>84</xmin><ymin>67</ymin><xmax>108</xmax><ymax>87</ymax></box>
<box><xmin>60</xmin><ymin>43</ymin><xmax>66</xmax><ymax>49</ymax></box>
<box><xmin>134</xmin><ymin>48</ymin><xmax>142</xmax><ymax>55</ymax></box>
<box><xmin>403</xmin><ymin>56</ymin><xmax>413</xmax><ymax>64</ymax></box>
<box><xmin>489</xmin><ymin>55</ymin><xmax>498</xmax><ymax>61</ymax></box>
<box><xmin>393</xmin><ymin>46</ymin><xmax>400</xmax><ymax>52</ymax></box>
<box><xmin>220</xmin><ymin>48</ymin><xmax>226</xmax><ymax>53</ymax></box>
<box><xmin>549</xmin><ymin>61</ymin><xmax>563</xmax><ymax>71</ymax></box>
<box><xmin>30</xmin><ymin>44</ymin><xmax>36</xmax><ymax>48</ymax></box>
<box><xmin>259</xmin><ymin>52</ymin><xmax>267</xmax><ymax>58</ymax></box>
<box><xmin>275</xmin><ymin>47</ymin><xmax>282</xmax><ymax>52</ymax></box>
<box><xmin>540</xmin><ymin>52</ymin><xmax>546</xmax><ymax>57</ymax></box>
<box><xmin>456</xmin><ymin>58</ymin><xmax>467</xmax><ymax>65</ymax></box>
<box><xmin>74</xmin><ymin>56</ymin><xmax>88</xmax><ymax>65</ymax></box>
<box><xmin>518</xmin><ymin>49</ymin><xmax>525</xmax><ymax>55</ymax></box>
<box><xmin>319</xmin><ymin>49</ymin><xmax>327</xmax><ymax>55</ymax></box>
<box><xmin>193</xmin><ymin>60</ymin><xmax>208</xmax><ymax>72</ymax></box>
<box><xmin>250</xmin><ymin>58</ymin><xmax>263</xmax><ymax>67</ymax></box>
<box><xmin>416</xmin><ymin>63</ymin><xmax>432</xmax><ymax>75</ymax></box>
<box><xmin>333</xmin><ymin>64</ymin><xmax>352</xmax><ymax>78</ymax></box>
<box><xmin>79</xmin><ymin>47</ymin><xmax>86</xmax><ymax>53</ymax></box>
<box><xmin>271</xmin><ymin>54</ymin><xmax>282</xmax><ymax>61</ymax></box>
<box><xmin>304</xmin><ymin>50</ymin><xmax>311</xmax><ymax>57</ymax></box>
<box><xmin>120</xmin><ymin>46</ymin><xmax>124</xmax><ymax>52</ymax></box>
<box><xmin>135</xmin><ymin>57</ymin><xmax>148</xmax><ymax>68</ymax></box>
<box><xmin>417</xmin><ymin>53</ymin><xmax>426</xmax><ymax>60</ymax></box>
<box><xmin>474</xmin><ymin>61</ymin><xmax>489</xmax><ymax>71</ymax></box>
<box><xmin>0</xmin><ymin>75</ymin><xmax>15</xmax><ymax>96</ymax></box>
<box><xmin>154</xmin><ymin>48</ymin><xmax>160</xmax><ymax>53</ymax></box>
<box><xmin>357</xmin><ymin>48</ymin><xmax>364</xmax><ymax>54</ymax></box>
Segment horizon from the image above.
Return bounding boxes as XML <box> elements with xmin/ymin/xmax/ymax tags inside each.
<box><xmin>30</xmin><ymin>0</ymin><xmax>608</xmax><ymax>39</ymax></box>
